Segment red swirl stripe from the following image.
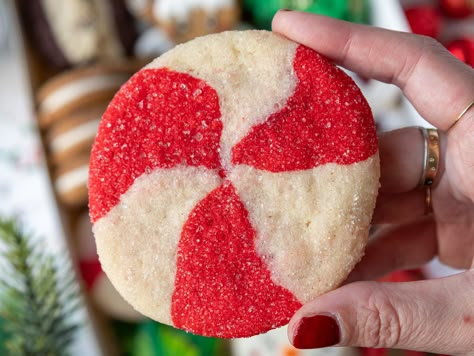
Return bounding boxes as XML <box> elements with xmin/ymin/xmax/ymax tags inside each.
<box><xmin>232</xmin><ymin>46</ymin><xmax>377</xmax><ymax>171</ymax></box>
<box><xmin>89</xmin><ymin>68</ymin><xmax>222</xmax><ymax>223</ymax></box>
<box><xmin>172</xmin><ymin>182</ymin><xmax>302</xmax><ymax>337</ymax></box>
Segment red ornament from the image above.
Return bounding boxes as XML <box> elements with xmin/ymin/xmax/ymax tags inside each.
<box><xmin>405</xmin><ymin>6</ymin><xmax>443</xmax><ymax>38</ymax></box>
<box><xmin>447</xmin><ymin>37</ymin><xmax>474</xmax><ymax>67</ymax></box>
<box><xmin>378</xmin><ymin>269</ymin><xmax>424</xmax><ymax>283</ymax></box>
<box><xmin>79</xmin><ymin>259</ymin><xmax>103</xmax><ymax>290</ymax></box>
<box><xmin>439</xmin><ymin>0</ymin><xmax>474</xmax><ymax>18</ymax></box>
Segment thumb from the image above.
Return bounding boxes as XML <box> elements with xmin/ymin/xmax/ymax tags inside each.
<box><xmin>288</xmin><ymin>270</ymin><xmax>474</xmax><ymax>354</ymax></box>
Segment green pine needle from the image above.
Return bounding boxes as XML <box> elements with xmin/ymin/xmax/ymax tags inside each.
<box><xmin>0</xmin><ymin>218</ymin><xmax>81</xmax><ymax>356</ymax></box>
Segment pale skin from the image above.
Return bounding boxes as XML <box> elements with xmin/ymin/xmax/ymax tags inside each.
<box><xmin>272</xmin><ymin>10</ymin><xmax>474</xmax><ymax>355</ymax></box>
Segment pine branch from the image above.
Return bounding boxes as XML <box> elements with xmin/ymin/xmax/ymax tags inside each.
<box><xmin>0</xmin><ymin>218</ymin><xmax>81</xmax><ymax>356</ymax></box>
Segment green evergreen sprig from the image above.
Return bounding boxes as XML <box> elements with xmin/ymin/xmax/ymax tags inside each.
<box><xmin>0</xmin><ymin>218</ymin><xmax>81</xmax><ymax>356</ymax></box>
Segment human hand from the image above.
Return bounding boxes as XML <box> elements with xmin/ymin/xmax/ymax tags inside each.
<box><xmin>272</xmin><ymin>10</ymin><xmax>474</xmax><ymax>355</ymax></box>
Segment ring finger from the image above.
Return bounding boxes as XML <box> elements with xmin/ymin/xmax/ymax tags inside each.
<box><xmin>374</xmin><ymin>127</ymin><xmax>446</xmax><ymax>224</ymax></box>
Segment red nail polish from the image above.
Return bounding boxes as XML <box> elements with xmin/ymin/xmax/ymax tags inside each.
<box><xmin>292</xmin><ymin>314</ymin><xmax>340</xmax><ymax>349</ymax></box>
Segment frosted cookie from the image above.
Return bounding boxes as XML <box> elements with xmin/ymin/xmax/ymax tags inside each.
<box><xmin>89</xmin><ymin>30</ymin><xmax>380</xmax><ymax>338</ymax></box>
<box><xmin>17</xmin><ymin>0</ymin><xmax>137</xmax><ymax>69</ymax></box>
<box><xmin>125</xmin><ymin>0</ymin><xmax>240</xmax><ymax>44</ymax></box>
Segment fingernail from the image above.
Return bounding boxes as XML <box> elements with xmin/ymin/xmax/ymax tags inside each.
<box><xmin>292</xmin><ymin>314</ymin><xmax>341</xmax><ymax>349</ymax></box>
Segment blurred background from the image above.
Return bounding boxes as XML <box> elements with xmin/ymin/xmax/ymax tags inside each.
<box><xmin>0</xmin><ymin>0</ymin><xmax>472</xmax><ymax>355</ymax></box>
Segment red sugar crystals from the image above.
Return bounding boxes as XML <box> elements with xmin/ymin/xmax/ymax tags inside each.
<box><xmin>233</xmin><ymin>46</ymin><xmax>378</xmax><ymax>171</ymax></box>
<box><xmin>172</xmin><ymin>182</ymin><xmax>302</xmax><ymax>337</ymax></box>
<box><xmin>89</xmin><ymin>68</ymin><xmax>222</xmax><ymax>223</ymax></box>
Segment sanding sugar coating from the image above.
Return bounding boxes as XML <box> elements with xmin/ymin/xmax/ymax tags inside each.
<box><xmin>89</xmin><ymin>30</ymin><xmax>380</xmax><ymax>338</ymax></box>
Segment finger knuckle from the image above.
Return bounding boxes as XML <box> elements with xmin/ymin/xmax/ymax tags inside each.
<box><xmin>394</xmin><ymin>34</ymin><xmax>446</xmax><ymax>89</ymax></box>
<box><xmin>412</xmin><ymin>35</ymin><xmax>458</xmax><ymax>67</ymax></box>
<box><xmin>356</xmin><ymin>288</ymin><xmax>403</xmax><ymax>348</ymax></box>
<box><xmin>412</xmin><ymin>34</ymin><xmax>444</xmax><ymax>54</ymax></box>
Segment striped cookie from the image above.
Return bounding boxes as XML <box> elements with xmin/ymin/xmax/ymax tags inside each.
<box><xmin>55</xmin><ymin>154</ymin><xmax>90</xmax><ymax>207</ymax></box>
<box><xmin>46</xmin><ymin>104</ymin><xmax>104</xmax><ymax>165</ymax></box>
<box><xmin>36</xmin><ymin>63</ymin><xmax>137</xmax><ymax>128</ymax></box>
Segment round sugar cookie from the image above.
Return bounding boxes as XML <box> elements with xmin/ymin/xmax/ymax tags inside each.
<box><xmin>89</xmin><ymin>30</ymin><xmax>380</xmax><ymax>338</ymax></box>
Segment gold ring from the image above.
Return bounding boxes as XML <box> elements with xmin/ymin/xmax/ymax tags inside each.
<box><xmin>447</xmin><ymin>100</ymin><xmax>474</xmax><ymax>132</ymax></box>
<box><xmin>425</xmin><ymin>186</ymin><xmax>432</xmax><ymax>215</ymax></box>
<box><xmin>419</xmin><ymin>127</ymin><xmax>440</xmax><ymax>187</ymax></box>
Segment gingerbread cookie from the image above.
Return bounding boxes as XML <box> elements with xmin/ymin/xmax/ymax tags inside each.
<box><xmin>126</xmin><ymin>0</ymin><xmax>240</xmax><ymax>44</ymax></box>
<box><xmin>89</xmin><ymin>30</ymin><xmax>380</xmax><ymax>338</ymax></box>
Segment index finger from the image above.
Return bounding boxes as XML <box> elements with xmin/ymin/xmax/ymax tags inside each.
<box><xmin>272</xmin><ymin>11</ymin><xmax>474</xmax><ymax>131</ymax></box>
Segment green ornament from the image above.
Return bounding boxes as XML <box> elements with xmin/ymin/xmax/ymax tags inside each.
<box><xmin>304</xmin><ymin>0</ymin><xmax>347</xmax><ymax>19</ymax></box>
<box><xmin>346</xmin><ymin>0</ymin><xmax>370</xmax><ymax>24</ymax></box>
<box><xmin>112</xmin><ymin>320</ymin><xmax>228</xmax><ymax>356</ymax></box>
<box><xmin>243</xmin><ymin>0</ymin><xmax>284</xmax><ymax>29</ymax></box>
<box><xmin>307</xmin><ymin>0</ymin><xmax>370</xmax><ymax>23</ymax></box>
<box><xmin>243</xmin><ymin>0</ymin><xmax>369</xmax><ymax>30</ymax></box>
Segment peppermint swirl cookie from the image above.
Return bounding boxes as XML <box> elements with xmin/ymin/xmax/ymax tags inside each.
<box><xmin>89</xmin><ymin>30</ymin><xmax>380</xmax><ymax>338</ymax></box>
